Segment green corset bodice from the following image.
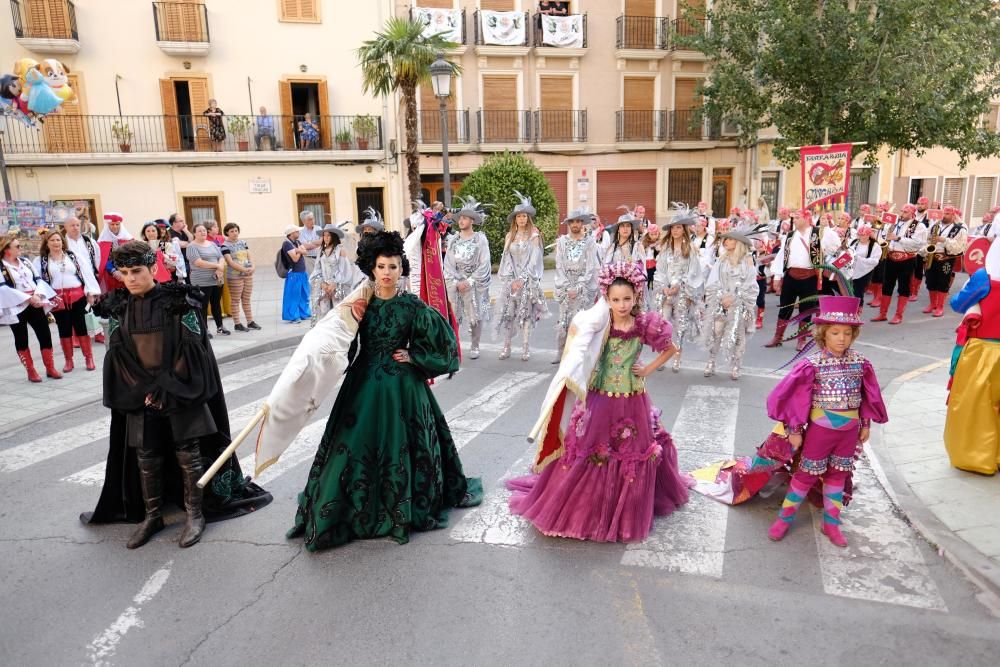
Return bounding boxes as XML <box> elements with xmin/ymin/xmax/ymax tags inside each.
<box><xmin>589</xmin><ymin>335</ymin><xmax>644</xmax><ymax>396</ymax></box>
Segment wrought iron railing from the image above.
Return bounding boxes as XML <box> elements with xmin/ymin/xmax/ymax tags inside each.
<box><xmin>10</xmin><ymin>0</ymin><xmax>78</xmax><ymax>40</ymax></box>
<box><xmin>615</xmin><ymin>15</ymin><xmax>668</xmax><ymax>50</ymax></box>
<box><xmin>473</xmin><ymin>10</ymin><xmax>530</xmax><ymax>46</ymax></box>
<box><xmin>152</xmin><ymin>2</ymin><xmax>209</xmax><ymax>43</ymax></box>
<box><xmin>668</xmin><ymin>109</ymin><xmax>717</xmax><ymax>141</ymax></box>
<box><xmin>670</xmin><ymin>17</ymin><xmax>705</xmax><ymax>50</ymax></box>
<box><xmin>0</xmin><ymin>114</ymin><xmax>383</xmax><ymax>154</ymax></box>
<box><xmin>534</xmin><ymin>110</ymin><xmax>587</xmax><ymax>143</ymax></box>
<box><xmin>477</xmin><ymin>110</ymin><xmax>532</xmax><ymax>143</ymax></box>
<box><xmin>532</xmin><ymin>12</ymin><xmax>587</xmax><ymax>48</ymax></box>
<box><xmin>416</xmin><ymin>109</ymin><xmax>472</xmax><ymax>144</ymax></box>
<box><xmin>409</xmin><ymin>6</ymin><xmax>466</xmax><ymax>45</ymax></box>
<box><xmin>615</xmin><ymin>110</ymin><xmax>667</xmax><ymax>142</ymax></box>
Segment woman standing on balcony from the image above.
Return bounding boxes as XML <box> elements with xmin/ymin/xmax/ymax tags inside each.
<box><xmin>494</xmin><ymin>191</ymin><xmax>548</xmax><ymax>361</ymax></box>
<box><xmin>203</xmin><ymin>99</ymin><xmax>226</xmax><ymax>151</ymax></box>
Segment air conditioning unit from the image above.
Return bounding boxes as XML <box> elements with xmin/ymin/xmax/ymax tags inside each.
<box><xmin>721</xmin><ymin>119</ymin><xmax>740</xmax><ymax>136</ymax></box>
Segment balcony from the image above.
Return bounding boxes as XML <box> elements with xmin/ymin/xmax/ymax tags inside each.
<box><xmin>667</xmin><ymin>109</ymin><xmax>722</xmax><ymax>142</ymax></box>
<box><xmin>416</xmin><ymin>109</ymin><xmax>473</xmax><ymax>149</ymax></box>
<box><xmin>0</xmin><ymin>114</ymin><xmax>384</xmax><ymax>165</ymax></box>
<box><xmin>615</xmin><ymin>15</ymin><xmax>668</xmax><ymax>59</ymax></box>
<box><xmin>534</xmin><ymin>110</ymin><xmax>587</xmax><ymax>147</ymax></box>
<box><xmin>669</xmin><ymin>17</ymin><xmax>706</xmax><ymax>57</ymax></box>
<box><xmin>152</xmin><ymin>2</ymin><xmax>210</xmax><ymax>56</ymax></box>
<box><xmin>409</xmin><ymin>6</ymin><xmax>467</xmax><ymax>55</ymax></box>
<box><xmin>474</xmin><ymin>10</ymin><xmax>530</xmax><ymax>57</ymax></box>
<box><xmin>616</xmin><ymin>110</ymin><xmax>667</xmax><ymax>145</ymax></box>
<box><xmin>532</xmin><ymin>13</ymin><xmax>587</xmax><ymax>59</ymax></box>
<box><xmin>10</xmin><ymin>0</ymin><xmax>80</xmax><ymax>54</ymax></box>
<box><xmin>477</xmin><ymin>110</ymin><xmax>532</xmax><ymax>145</ymax></box>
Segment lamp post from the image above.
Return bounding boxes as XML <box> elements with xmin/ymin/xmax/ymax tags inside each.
<box><xmin>430</xmin><ymin>53</ymin><xmax>453</xmax><ymax>208</ymax></box>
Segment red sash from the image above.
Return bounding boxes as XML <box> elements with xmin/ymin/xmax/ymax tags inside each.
<box><xmin>420</xmin><ymin>222</ymin><xmax>462</xmax><ymax>361</ymax></box>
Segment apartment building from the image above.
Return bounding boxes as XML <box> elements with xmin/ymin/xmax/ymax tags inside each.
<box><xmin>1</xmin><ymin>0</ymin><xmax>403</xmax><ymax>256</ymax></box>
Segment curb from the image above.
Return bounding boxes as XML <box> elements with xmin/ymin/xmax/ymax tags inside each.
<box><xmin>0</xmin><ymin>333</ymin><xmax>305</xmax><ymax>438</ymax></box>
<box><xmin>865</xmin><ymin>361</ymin><xmax>1000</xmax><ymax>611</ymax></box>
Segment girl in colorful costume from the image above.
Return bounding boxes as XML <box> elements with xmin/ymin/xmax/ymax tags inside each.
<box><xmin>507</xmin><ymin>262</ymin><xmax>692</xmax><ymax>543</ymax></box>
<box><xmin>443</xmin><ymin>196</ymin><xmax>492</xmax><ymax>360</ymax></box>
<box><xmin>494</xmin><ymin>191</ymin><xmax>548</xmax><ymax>361</ymax></box>
<box><xmin>652</xmin><ymin>206</ymin><xmax>704</xmax><ymax>372</ymax></box>
<box><xmin>766</xmin><ymin>295</ymin><xmax>888</xmax><ymax>547</ymax></box>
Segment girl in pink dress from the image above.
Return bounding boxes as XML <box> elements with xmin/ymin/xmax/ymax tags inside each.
<box><xmin>508</xmin><ymin>262</ymin><xmax>692</xmax><ymax>542</ymax></box>
<box><xmin>766</xmin><ymin>295</ymin><xmax>888</xmax><ymax>547</ymax></box>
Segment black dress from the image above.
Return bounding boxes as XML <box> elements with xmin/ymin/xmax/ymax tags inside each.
<box><xmin>204</xmin><ymin>108</ymin><xmax>226</xmax><ymax>142</ymax></box>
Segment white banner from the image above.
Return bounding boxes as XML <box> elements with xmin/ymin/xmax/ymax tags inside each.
<box><xmin>415</xmin><ymin>8</ymin><xmax>462</xmax><ymax>43</ymax></box>
<box><xmin>541</xmin><ymin>14</ymin><xmax>584</xmax><ymax>48</ymax></box>
<box><xmin>480</xmin><ymin>10</ymin><xmax>526</xmax><ymax>46</ymax></box>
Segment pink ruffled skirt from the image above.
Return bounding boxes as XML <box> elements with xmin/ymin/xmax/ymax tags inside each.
<box><xmin>508</xmin><ymin>392</ymin><xmax>692</xmax><ymax>543</ymax></box>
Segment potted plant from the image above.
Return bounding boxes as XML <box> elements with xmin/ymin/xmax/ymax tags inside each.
<box><xmin>352</xmin><ymin>115</ymin><xmax>378</xmax><ymax>150</ymax></box>
<box><xmin>227</xmin><ymin>115</ymin><xmax>253</xmax><ymax>151</ymax></box>
<box><xmin>111</xmin><ymin>120</ymin><xmax>133</xmax><ymax>153</ymax></box>
<box><xmin>335</xmin><ymin>128</ymin><xmax>353</xmax><ymax>150</ymax></box>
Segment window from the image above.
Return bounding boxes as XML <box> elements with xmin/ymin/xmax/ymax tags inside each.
<box><xmin>908</xmin><ymin>177</ymin><xmax>934</xmax><ymax>204</ymax></box>
<box><xmin>296</xmin><ymin>192</ymin><xmax>332</xmax><ymax>227</ymax></box>
<box><xmin>154</xmin><ymin>0</ymin><xmax>209</xmax><ymax>42</ymax></box>
<box><xmin>279</xmin><ymin>0</ymin><xmax>319</xmax><ymax>23</ymax></box>
<box><xmin>760</xmin><ymin>171</ymin><xmax>780</xmax><ymax>218</ymax></box>
<box><xmin>972</xmin><ymin>177</ymin><xmax>997</xmax><ymax>218</ymax></box>
<box><xmin>481</xmin><ymin>75</ymin><xmax>520</xmax><ymax>142</ymax></box>
<box><xmin>668</xmin><ymin>168</ymin><xmax>702</xmax><ymax>208</ymax></box>
<box><xmin>160</xmin><ymin>77</ymin><xmax>210</xmax><ymax>152</ymax></box>
<box><xmin>672</xmin><ymin>78</ymin><xmax>701</xmax><ymax>140</ymax></box>
<box><xmin>984</xmin><ymin>104</ymin><xmax>999</xmax><ymax>133</ymax></box>
<box><xmin>355</xmin><ymin>188</ymin><xmax>385</xmax><ymax>222</ymax></box>
<box><xmin>22</xmin><ymin>0</ymin><xmax>75</xmax><ymax>39</ymax></box>
<box><xmin>846</xmin><ymin>169</ymin><xmax>875</xmax><ymax>215</ymax></box>
<box><xmin>538</xmin><ymin>75</ymin><xmax>574</xmax><ymax>142</ymax></box>
<box><xmin>942</xmin><ymin>177</ymin><xmax>965</xmax><ymax>208</ymax></box>
<box><xmin>419</xmin><ymin>81</ymin><xmax>458</xmax><ymax>143</ymax></box>
<box><xmin>45</xmin><ymin>72</ymin><xmax>87</xmax><ymax>153</ymax></box>
<box><xmin>481</xmin><ymin>0</ymin><xmax>515</xmax><ymax>10</ymax></box>
<box><xmin>182</xmin><ymin>196</ymin><xmax>221</xmax><ymax>230</ymax></box>
<box><xmin>52</xmin><ymin>198</ymin><xmax>99</xmax><ymax>233</ymax></box>
<box><xmin>622</xmin><ymin>76</ymin><xmax>655</xmax><ymax>141</ymax></box>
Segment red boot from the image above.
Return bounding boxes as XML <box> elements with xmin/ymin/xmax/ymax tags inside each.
<box><xmin>59</xmin><ymin>337</ymin><xmax>75</xmax><ymax>373</ymax></box>
<box><xmin>908</xmin><ymin>277</ymin><xmax>920</xmax><ymax>302</ymax></box>
<box><xmin>72</xmin><ymin>334</ymin><xmax>81</xmax><ymax>348</ymax></box>
<box><xmin>867</xmin><ymin>286</ymin><xmax>882</xmax><ymax>308</ymax></box>
<box><xmin>933</xmin><ymin>291</ymin><xmax>946</xmax><ymax>318</ymax></box>
<box><xmin>871</xmin><ymin>296</ymin><xmax>890</xmax><ymax>322</ymax></box>
<box><xmin>17</xmin><ymin>349</ymin><xmax>42</xmax><ymax>383</ymax></box>
<box><xmin>41</xmin><ymin>348</ymin><xmax>63</xmax><ymax>379</ymax></box>
<box><xmin>764</xmin><ymin>319</ymin><xmax>789</xmax><ymax>348</ymax></box>
<box><xmin>921</xmin><ymin>290</ymin><xmax>935</xmax><ymax>314</ymax></box>
<box><xmin>755</xmin><ymin>307</ymin><xmax>764</xmax><ymax>329</ymax></box>
<box><xmin>889</xmin><ymin>296</ymin><xmax>908</xmax><ymax>325</ymax></box>
<box><xmin>79</xmin><ymin>335</ymin><xmax>97</xmax><ymax>371</ymax></box>
<box><xmin>94</xmin><ymin>331</ymin><xmax>105</xmax><ymax>344</ymax></box>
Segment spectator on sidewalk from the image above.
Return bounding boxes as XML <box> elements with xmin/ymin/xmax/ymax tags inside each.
<box><xmin>185</xmin><ymin>223</ymin><xmax>230</xmax><ymax>338</ymax></box>
<box><xmin>61</xmin><ymin>216</ymin><xmax>104</xmax><ymax>343</ymax></box>
<box><xmin>280</xmin><ymin>225</ymin><xmax>311</xmax><ymax>324</ymax></box>
<box><xmin>255</xmin><ymin>106</ymin><xmax>279</xmax><ymax>150</ymax></box>
<box><xmin>206</xmin><ymin>220</ymin><xmax>231</xmax><ymax>317</ymax></box>
<box><xmin>222</xmin><ymin>223</ymin><xmax>259</xmax><ymax>332</ymax></box>
<box><xmin>140</xmin><ymin>222</ymin><xmax>174</xmax><ymax>283</ymax></box>
<box><xmin>168</xmin><ymin>213</ymin><xmax>193</xmax><ymax>281</ymax></box>
<box><xmin>0</xmin><ymin>234</ymin><xmax>61</xmax><ymax>382</ymax></box>
<box><xmin>35</xmin><ymin>229</ymin><xmax>98</xmax><ymax>373</ymax></box>
<box><xmin>297</xmin><ymin>210</ymin><xmax>322</xmax><ymax>274</ymax></box>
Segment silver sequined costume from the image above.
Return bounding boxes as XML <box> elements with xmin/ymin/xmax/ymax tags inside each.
<box><xmin>309</xmin><ymin>249</ymin><xmax>354</xmax><ymax>326</ymax></box>
<box><xmin>553</xmin><ymin>234</ymin><xmax>600</xmax><ymax>353</ymax></box>
<box><xmin>652</xmin><ymin>246</ymin><xmax>704</xmax><ymax>350</ymax></box>
<box><xmin>443</xmin><ymin>231</ymin><xmax>492</xmax><ymax>351</ymax></box>
<box><xmin>702</xmin><ymin>253</ymin><xmax>759</xmax><ymax>372</ymax></box>
<box><xmin>494</xmin><ymin>232</ymin><xmax>548</xmax><ymax>342</ymax></box>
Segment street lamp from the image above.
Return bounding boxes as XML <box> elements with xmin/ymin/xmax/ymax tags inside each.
<box><xmin>429</xmin><ymin>53</ymin><xmax>453</xmax><ymax>208</ymax></box>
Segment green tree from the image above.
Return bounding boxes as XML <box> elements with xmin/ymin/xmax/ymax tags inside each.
<box><xmin>456</xmin><ymin>152</ymin><xmax>558</xmax><ymax>265</ymax></box>
<box><xmin>680</xmin><ymin>0</ymin><xmax>1000</xmax><ymax>167</ymax></box>
<box><xmin>357</xmin><ymin>18</ymin><xmax>459</xmax><ymax>204</ymax></box>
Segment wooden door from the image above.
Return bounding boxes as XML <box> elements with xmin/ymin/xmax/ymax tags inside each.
<box><xmin>24</xmin><ymin>0</ymin><xmax>73</xmax><ymax>39</ymax></box>
<box><xmin>188</xmin><ymin>78</ymin><xmax>211</xmax><ymax>151</ymax></box>
<box><xmin>539</xmin><ymin>76</ymin><xmax>573</xmax><ymax>142</ymax></box>
<box><xmin>45</xmin><ymin>73</ymin><xmax>87</xmax><ymax>152</ymax></box>
<box><xmin>711</xmin><ymin>169</ymin><xmax>732</xmax><ymax>216</ymax></box>
<box><xmin>317</xmin><ymin>80</ymin><xmax>331</xmax><ymax>149</ymax></box>
<box><xmin>482</xmin><ymin>75</ymin><xmax>518</xmax><ymax>142</ymax></box>
<box><xmin>419</xmin><ymin>84</ymin><xmax>457</xmax><ymax>142</ymax></box>
<box><xmin>160</xmin><ymin>79</ymin><xmax>181</xmax><ymax>151</ymax></box>
<box><xmin>182</xmin><ymin>196</ymin><xmax>221</xmax><ymax>230</ymax></box>
<box><xmin>278</xmin><ymin>80</ymin><xmax>295</xmax><ymax>148</ymax></box>
<box><xmin>623</xmin><ymin>77</ymin><xmax>655</xmax><ymax>140</ymax></box>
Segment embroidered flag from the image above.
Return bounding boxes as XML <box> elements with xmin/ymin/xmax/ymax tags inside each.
<box><xmin>541</xmin><ymin>15</ymin><xmax>584</xmax><ymax>48</ymax></box>
<box><xmin>480</xmin><ymin>10</ymin><xmax>526</xmax><ymax>46</ymax></box>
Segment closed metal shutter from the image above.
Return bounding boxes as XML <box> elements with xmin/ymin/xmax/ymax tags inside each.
<box><xmin>972</xmin><ymin>177</ymin><xmax>997</xmax><ymax>217</ymax></box>
<box><xmin>596</xmin><ymin>169</ymin><xmax>657</xmax><ymax>225</ymax></box>
<box><xmin>942</xmin><ymin>177</ymin><xmax>965</xmax><ymax>208</ymax></box>
<box><xmin>544</xmin><ymin>171</ymin><xmax>569</xmax><ymax>226</ymax></box>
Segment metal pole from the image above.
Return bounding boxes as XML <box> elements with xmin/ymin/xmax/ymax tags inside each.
<box><xmin>0</xmin><ymin>131</ymin><xmax>12</xmax><ymax>202</ymax></box>
<box><xmin>115</xmin><ymin>75</ymin><xmax>122</xmax><ymax>117</ymax></box>
<box><xmin>247</xmin><ymin>77</ymin><xmax>254</xmax><ymax>115</ymax></box>
<box><xmin>439</xmin><ymin>97</ymin><xmax>451</xmax><ymax>208</ymax></box>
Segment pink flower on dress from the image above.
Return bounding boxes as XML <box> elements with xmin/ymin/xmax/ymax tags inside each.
<box><xmin>595</xmin><ymin>442</ymin><xmax>612</xmax><ymax>458</ymax></box>
<box><xmin>611</xmin><ymin>418</ymin><xmax>637</xmax><ymax>447</ymax></box>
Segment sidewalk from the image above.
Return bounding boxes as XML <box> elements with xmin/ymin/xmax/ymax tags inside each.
<box><xmin>0</xmin><ymin>268</ymin><xmax>560</xmax><ymax>434</ymax></box>
<box><xmin>868</xmin><ymin>363</ymin><xmax>1000</xmax><ymax>601</ymax></box>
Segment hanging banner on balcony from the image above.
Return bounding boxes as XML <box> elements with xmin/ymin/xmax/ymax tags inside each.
<box><xmin>480</xmin><ymin>11</ymin><xmax>526</xmax><ymax>46</ymax></box>
<box><xmin>0</xmin><ymin>58</ymin><xmax>75</xmax><ymax>129</ymax></box>
<box><xmin>415</xmin><ymin>8</ymin><xmax>462</xmax><ymax>43</ymax></box>
<box><xmin>541</xmin><ymin>15</ymin><xmax>584</xmax><ymax>48</ymax></box>
<box><xmin>800</xmin><ymin>143</ymin><xmax>853</xmax><ymax>211</ymax></box>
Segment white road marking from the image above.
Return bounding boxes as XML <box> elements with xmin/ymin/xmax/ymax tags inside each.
<box><xmin>446</xmin><ymin>372</ymin><xmax>548</xmax><ymax>451</ymax></box>
<box><xmin>0</xmin><ymin>359</ymin><xmax>287</xmax><ymax>473</ymax></box>
<box><xmin>621</xmin><ymin>385</ymin><xmax>740</xmax><ymax>578</ymax></box>
<box><xmin>811</xmin><ymin>461</ymin><xmax>948</xmax><ymax>611</ymax></box>
<box><xmin>450</xmin><ymin>448</ymin><xmax>537</xmax><ymax>547</ymax></box>
<box><xmin>86</xmin><ymin>561</ymin><xmax>173</xmax><ymax>666</ymax></box>
<box><xmin>62</xmin><ymin>402</ymin><xmax>264</xmax><ymax>487</ymax></box>
<box><xmin>853</xmin><ymin>339</ymin><xmax>947</xmax><ymax>363</ymax></box>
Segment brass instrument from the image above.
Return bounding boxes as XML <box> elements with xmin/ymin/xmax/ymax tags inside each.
<box><xmin>925</xmin><ymin>222</ymin><xmax>942</xmax><ymax>269</ymax></box>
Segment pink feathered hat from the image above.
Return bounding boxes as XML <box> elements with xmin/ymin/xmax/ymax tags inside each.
<box><xmin>814</xmin><ymin>295</ymin><xmax>863</xmax><ymax>326</ymax></box>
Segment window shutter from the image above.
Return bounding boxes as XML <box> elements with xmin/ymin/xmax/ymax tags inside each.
<box><xmin>624</xmin><ymin>0</ymin><xmax>656</xmax><ymax>17</ymax></box>
<box><xmin>187</xmin><ymin>79</ymin><xmax>212</xmax><ymax>151</ymax></box>
<box><xmin>160</xmin><ymin>79</ymin><xmax>181</xmax><ymax>151</ymax></box>
<box><xmin>419</xmin><ymin>85</ymin><xmax>457</xmax><ymax>142</ymax></box>
<box><xmin>317</xmin><ymin>79</ymin><xmax>331</xmax><ymax>149</ymax></box>
<box><xmin>973</xmin><ymin>177</ymin><xmax>997</xmax><ymax>218</ymax></box>
<box><xmin>281</xmin><ymin>0</ymin><xmax>319</xmax><ymax>22</ymax></box>
<box><xmin>480</xmin><ymin>0</ymin><xmax>515</xmax><ymax>11</ymax></box>
<box><xmin>44</xmin><ymin>72</ymin><xmax>86</xmax><ymax>152</ymax></box>
<box><xmin>420</xmin><ymin>0</ymin><xmax>454</xmax><ymax>8</ymax></box>
<box><xmin>942</xmin><ymin>178</ymin><xmax>964</xmax><ymax>208</ymax></box>
<box><xmin>673</xmin><ymin>78</ymin><xmax>700</xmax><ymax>111</ymax></box>
<box><xmin>482</xmin><ymin>75</ymin><xmax>518</xmax><ymax>142</ymax></box>
<box><xmin>623</xmin><ymin>77</ymin><xmax>654</xmax><ymax>141</ymax></box>
<box><xmin>278</xmin><ymin>80</ymin><xmax>294</xmax><ymax>148</ymax></box>
<box><xmin>540</xmin><ymin>77</ymin><xmax>573</xmax><ymax>112</ymax></box>
<box><xmin>597</xmin><ymin>169</ymin><xmax>657</xmax><ymax>225</ymax></box>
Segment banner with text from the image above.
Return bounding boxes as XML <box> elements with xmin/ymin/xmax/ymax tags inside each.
<box><xmin>800</xmin><ymin>143</ymin><xmax>853</xmax><ymax>211</ymax></box>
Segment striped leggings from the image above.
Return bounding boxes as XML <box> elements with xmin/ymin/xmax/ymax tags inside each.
<box><xmin>228</xmin><ymin>274</ymin><xmax>255</xmax><ymax>324</ymax></box>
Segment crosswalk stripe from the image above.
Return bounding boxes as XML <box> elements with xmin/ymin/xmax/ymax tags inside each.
<box><xmin>446</xmin><ymin>372</ymin><xmax>549</xmax><ymax>451</ymax></box>
<box><xmin>621</xmin><ymin>385</ymin><xmax>740</xmax><ymax>578</ymax></box>
<box><xmin>450</xmin><ymin>448</ymin><xmax>537</xmax><ymax>547</ymax></box>
<box><xmin>811</xmin><ymin>461</ymin><xmax>948</xmax><ymax>611</ymax></box>
<box><xmin>0</xmin><ymin>358</ymin><xmax>287</xmax><ymax>473</ymax></box>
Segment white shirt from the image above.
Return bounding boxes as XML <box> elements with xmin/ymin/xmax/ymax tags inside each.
<box><xmin>851</xmin><ymin>237</ymin><xmax>881</xmax><ymax>280</ymax></box>
<box><xmin>888</xmin><ymin>219</ymin><xmax>928</xmax><ymax>253</ymax></box>
<box><xmin>33</xmin><ymin>254</ymin><xmax>83</xmax><ymax>290</ymax></box>
<box><xmin>65</xmin><ymin>234</ymin><xmax>101</xmax><ymax>295</ymax></box>
<box><xmin>3</xmin><ymin>259</ymin><xmax>36</xmax><ymax>292</ymax></box>
<box><xmin>772</xmin><ymin>227</ymin><xmax>815</xmax><ymax>278</ymax></box>
<box><xmin>298</xmin><ymin>225</ymin><xmax>321</xmax><ymax>258</ymax></box>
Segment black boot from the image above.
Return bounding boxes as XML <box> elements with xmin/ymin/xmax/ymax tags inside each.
<box><xmin>127</xmin><ymin>454</ymin><xmax>165</xmax><ymax>549</ymax></box>
<box><xmin>175</xmin><ymin>447</ymin><xmax>206</xmax><ymax>548</ymax></box>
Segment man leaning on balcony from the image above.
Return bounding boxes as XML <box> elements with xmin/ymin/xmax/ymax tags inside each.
<box><xmin>255</xmin><ymin>106</ymin><xmax>280</xmax><ymax>150</ymax></box>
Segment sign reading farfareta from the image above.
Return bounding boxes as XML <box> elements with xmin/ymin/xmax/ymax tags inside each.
<box><xmin>800</xmin><ymin>143</ymin><xmax>853</xmax><ymax>210</ymax></box>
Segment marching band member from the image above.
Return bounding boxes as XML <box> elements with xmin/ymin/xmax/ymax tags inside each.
<box><xmin>910</xmin><ymin>196</ymin><xmax>933</xmax><ymax>301</ymax></box>
<box><xmin>820</xmin><ymin>212</ymin><xmax>854</xmax><ymax>295</ymax></box>
<box><xmin>443</xmin><ymin>197</ymin><xmax>492</xmax><ymax>360</ymax></box>
<box><xmin>494</xmin><ymin>191</ymin><xmax>548</xmax><ymax>361</ymax></box>
<box><xmin>766</xmin><ymin>209</ymin><xmax>822</xmax><ymax>350</ymax></box>
<box><xmin>971</xmin><ymin>210</ymin><xmax>997</xmax><ymax>240</ymax></box>
<box><xmin>872</xmin><ymin>204</ymin><xmax>927</xmax><ymax>325</ymax></box>
<box><xmin>552</xmin><ymin>208</ymin><xmax>600</xmax><ymax>363</ymax></box>
<box><xmin>702</xmin><ymin>223</ymin><xmax>764</xmax><ymax>380</ymax></box>
<box><xmin>850</xmin><ymin>224</ymin><xmax>882</xmax><ymax>303</ymax></box>
<box><xmin>774</xmin><ymin>206</ymin><xmax>793</xmax><ymax>235</ymax></box>
<box><xmin>653</xmin><ymin>207</ymin><xmax>704</xmax><ymax>372</ymax></box>
<box><xmin>923</xmin><ymin>206</ymin><xmax>969</xmax><ymax>317</ymax></box>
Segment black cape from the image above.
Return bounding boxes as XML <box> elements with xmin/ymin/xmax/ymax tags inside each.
<box><xmin>82</xmin><ymin>284</ymin><xmax>271</xmax><ymax>524</ymax></box>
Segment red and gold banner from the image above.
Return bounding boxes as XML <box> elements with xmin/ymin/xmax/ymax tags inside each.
<box><xmin>800</xmin><ymin>143</ymin><xmax>853</xmax><ymax>212</ymax></box>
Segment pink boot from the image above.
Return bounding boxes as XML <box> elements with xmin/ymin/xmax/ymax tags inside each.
<box><xmin>821</xmin><ymin>482</ymin><xmax>848</xmax><ymax>547</ymax></box>
<box><xmin>822</xmin><ymin>524</ymin><xmax>848</xmax><ymax>548</ymax></box>
<box><xmin>768</xmin><ymin>519</ymin><xmax>790</xmax><ymax>541</ymax></box>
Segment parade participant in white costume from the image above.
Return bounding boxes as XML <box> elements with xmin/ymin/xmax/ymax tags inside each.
<box><xmin>309</xmin><ymin>224</ymin><xmax>353</xmax><ymax>327</ymax></box>
<box><xmin>652</xmin><ymin>205</ymin><xmax>704</xmax><ymax>373</ymax></box>
<box><xmin>552</xmin><ymin>208</ymin><xmax>600</xmax><ymax>362</ymax></box>
<box><xmin>494</xmin><ymin>191</ymin><xmax>548</xmax><ymax>361</ymax></box>
<box><xmin>603</xmin><ymin>208</ymin><xmax>644</xmax><ymax>266</ymax></box>
<box><xmin>443</xmin><ymin>196</ymin><xmax>492</xmax><ymax>360</ymax></box>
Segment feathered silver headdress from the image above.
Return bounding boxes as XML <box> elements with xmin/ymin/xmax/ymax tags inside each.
<box><xmin>454</xmin><ymin>195</ymin><xmax>489</xmax><ymax>225</ymax></box>
<box><xmin>507</xmin><ymin>190</ymin><xmax>536</xmax><ymax>222</ymax></box>
<box><xmin>720</xmin><ymin>221</ymin><xmax>772</xmax><ymax>247</ymax></box>
<box><xmin>356</xmin><ymin>206</ymin><xmax>385</xmax><ymax>234</ymax></box>
<box><xmin>665</xmin><ymin>201</ymin><xmax>699</xmax><ymax>227</ymax></box>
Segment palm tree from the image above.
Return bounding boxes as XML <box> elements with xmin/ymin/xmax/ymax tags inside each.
<box><xmin>357</xmin><ymin>17</ymin><xmax>459</xmax><ymax>205</ymax></box>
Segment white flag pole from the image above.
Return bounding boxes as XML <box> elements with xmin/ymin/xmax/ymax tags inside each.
<box><xmin>197</xmin><ymin>407</ymin><xmax>267</xmax><ymax>489</ymax></box>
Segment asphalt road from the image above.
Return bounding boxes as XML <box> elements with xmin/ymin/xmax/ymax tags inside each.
<box><xmin>1</xmin><ymin>295</ymin><xmax>998</xmax><ymax>666</ymax></box>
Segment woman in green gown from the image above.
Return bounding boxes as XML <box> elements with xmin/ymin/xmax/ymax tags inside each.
<box><xmin>287</xmin><ymin>231</ymin><xmax>483</xmax><ymax>551</ymax></box>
